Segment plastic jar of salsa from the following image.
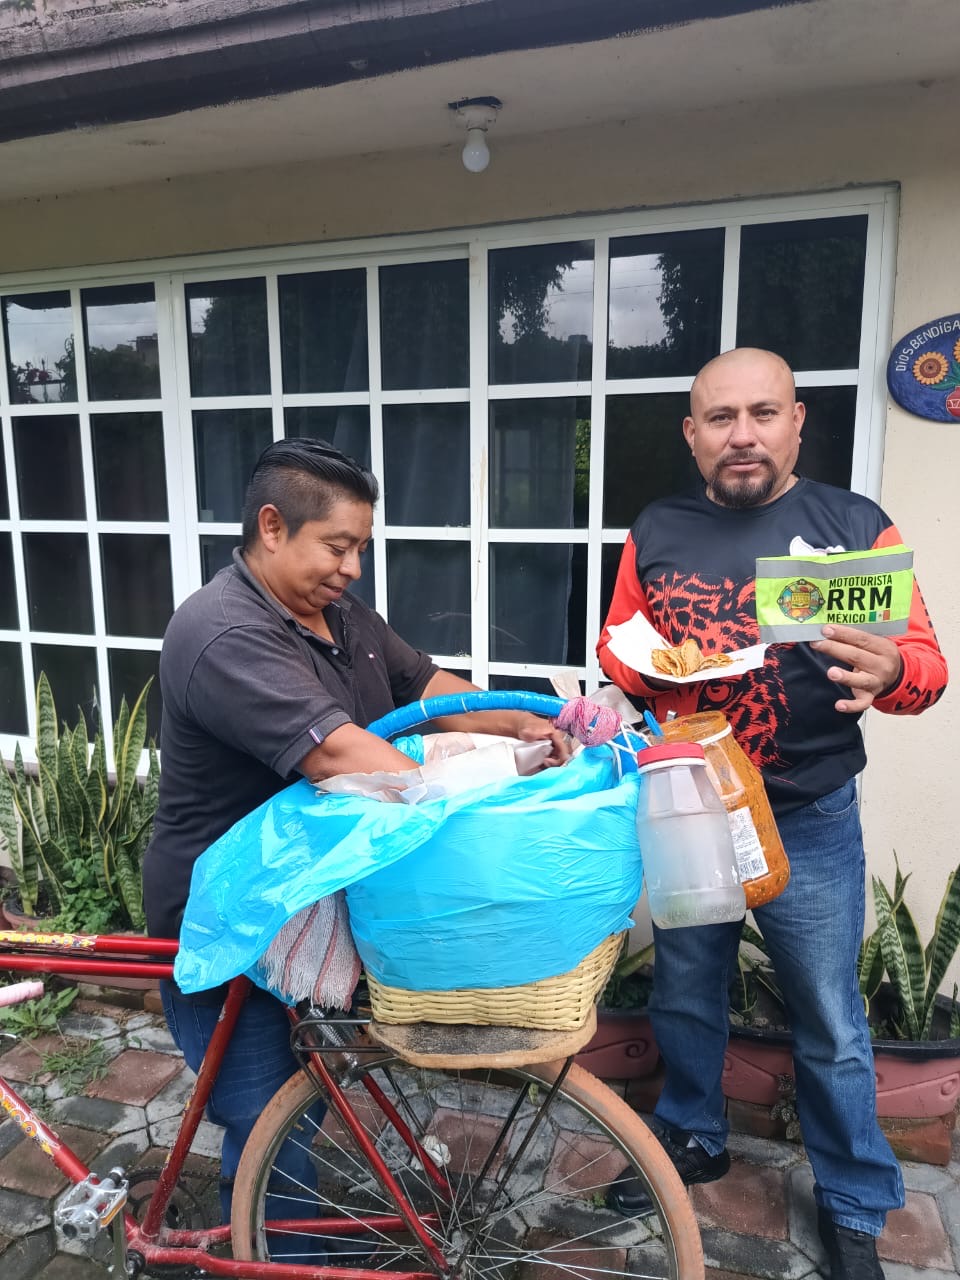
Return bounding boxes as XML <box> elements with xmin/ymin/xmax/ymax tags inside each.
<box><xmin>660</xmin><ymin>711</ymin><xmax>790</xmax><ymax>909</ymax></box>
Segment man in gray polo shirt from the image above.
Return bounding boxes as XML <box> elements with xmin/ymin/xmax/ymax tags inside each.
<box><xmin>143</xmin><ymin>438</ymin><xmax>567</xmax><ymax>1229</ymax></box>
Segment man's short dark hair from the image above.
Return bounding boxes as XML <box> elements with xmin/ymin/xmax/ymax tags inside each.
<box><xmin>241</xmin><ymin>438</ymin><xmax>380</xmax><ymax>549</ymax></box>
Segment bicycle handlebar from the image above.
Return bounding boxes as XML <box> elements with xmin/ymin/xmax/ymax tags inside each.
<box><xmin>0</xmin><ymin>980</ymin><xmax>44</xmax><ymax>1008</ymax></box>
<box><xmin>366</xmin><ymin>690</ymin><xmax>566</xmax><ymax>740</ymax></box>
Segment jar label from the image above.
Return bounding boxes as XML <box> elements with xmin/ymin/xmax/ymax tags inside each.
<box><xmin>728</xmin><ymin>806</ymin><xmax>769</xmax><ymax>881</ymax></box>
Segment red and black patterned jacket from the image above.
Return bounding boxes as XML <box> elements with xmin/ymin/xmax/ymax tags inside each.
<box><xmin>597</xmin><ymin>476</ymin><xmax>948</xmax><ymax>816</ymax></box>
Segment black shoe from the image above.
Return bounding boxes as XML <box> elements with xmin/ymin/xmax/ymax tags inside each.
<box><xmin>606</xmin><ymin>1125</ymin><xmax>731</xmax><ymax>1216</ymax></box>
<box><xmin>817</xmin><ymin>1209</ymin><xmax>885</xmax><ymax>1280</ymax></box>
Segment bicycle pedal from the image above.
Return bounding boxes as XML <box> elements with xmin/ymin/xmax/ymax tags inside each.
<box><xmin>55</xmin><ymin>1167</ymin><xmax>128</xmax><ymax>1243</ymax></box>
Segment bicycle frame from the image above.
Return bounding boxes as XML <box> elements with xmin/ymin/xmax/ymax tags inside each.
<box><xmin>0</xmin><ymin>929</ymin><xmax>451</xmax><ymax>1279</ymax></box>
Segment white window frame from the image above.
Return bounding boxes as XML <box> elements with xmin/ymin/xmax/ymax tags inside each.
<box><xmin>0</xmin><ymin>184</ymin><xmax>900</xmax><ymax>763</ymax></box>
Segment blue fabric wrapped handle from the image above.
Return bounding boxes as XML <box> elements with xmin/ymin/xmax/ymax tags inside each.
<box><xmin>366</xmin><ymin>690</ymin><xmax>566</xmax><ymax>740</ymax></box>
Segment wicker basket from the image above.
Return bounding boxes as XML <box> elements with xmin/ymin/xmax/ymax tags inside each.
<box><xmin>365</xmin><ymin>931</ymin><xmax>624</xmax><ymax>1030</ymax></box>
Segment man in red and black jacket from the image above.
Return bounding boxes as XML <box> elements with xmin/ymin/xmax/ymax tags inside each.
<box><xmin>598</xmin><ymin>347</ymin><xmax>947</xmax><ymax>1280</ymax></box>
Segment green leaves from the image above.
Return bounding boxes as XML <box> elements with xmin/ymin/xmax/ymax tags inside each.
<box><xmin>0</xmin><ymin>986</ymin><xmax>77</xmax><ymax>1039</ymax></box>
<box><xmin>0</xmin><ymin>674</ymin><xmax>159</xmax><ymax>931</ymax></box>
<box><xmin>0</xmin><ymin>754</ymin><xmax>36</xmax><ymax>914</ymax></box>
<box><xmin>924</xmin><ymin>867</ymin><xmax>960</xmax><ymax>1036</ymax></box>
<box><xmin>865</xmin><ymin>853</ymin><xmax>960</xmax><ymax>1040</ymax></box>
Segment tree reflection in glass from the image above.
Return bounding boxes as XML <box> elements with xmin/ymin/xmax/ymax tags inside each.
<box><xmin>3</xmin><ymin>291</ymin><xmax>74</xmax><ymax>404</ymax></box>
<box><xmin>186</xmin><ymin>279</ymin><xmax>270</xmax><ymax>396</ymax></box>
<box><xmin>82</xmin><ymin>283</ymin><xmax>161</xmax><ymax>401</ymax></box>
<box><xmin>608</xmin><ymin>229</ymin><xmax>723</xmax><ymax>378</ymax></box>
<box><xmin>489</xmin><ymin>242</ymin><xmax>594</xmax><ymax>384</ymax></box>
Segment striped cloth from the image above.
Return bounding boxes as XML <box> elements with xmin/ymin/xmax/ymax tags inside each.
<box><xmin>255</xmin><ymin>889</ymin><xmax>361</xmax><ymax>1009</ymax></box>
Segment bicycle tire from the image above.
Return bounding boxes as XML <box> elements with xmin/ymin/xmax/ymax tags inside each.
<box><xmin>231</xmin><ymin>1053</ymin><xmax>704</xmax><ymax>1280</ymax></box>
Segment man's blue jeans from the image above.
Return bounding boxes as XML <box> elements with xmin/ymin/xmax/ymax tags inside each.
<box><xmin>648</xmin><ymin>778</ymin><xmax>904</xmax><ymax>1236</ymax></box>
<box><xmin>159</xmin><ymin>980</ymin><xmax>322</xmax><ymax>1240</ymax></box>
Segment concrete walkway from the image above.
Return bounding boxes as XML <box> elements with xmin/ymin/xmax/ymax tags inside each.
<box><xmin>0</xmin><ymin>986</ymin><xmax>957</xmax><ymax>1280</ymax></box>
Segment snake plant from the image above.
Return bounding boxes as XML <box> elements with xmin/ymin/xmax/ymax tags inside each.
<box><xmin>0</xmin><ymin>673</ymin><xmax>159</xmax><ymax>930</ymax></box>
<box><xmin>862</xmin><ymin>853</ymin><xmax>960</xmax><ymax>1041</ymax></box>
<box><xmin>726</xmin><ymin>857</ymin><xmax>960</xmax><ymax>1042</ymax></box>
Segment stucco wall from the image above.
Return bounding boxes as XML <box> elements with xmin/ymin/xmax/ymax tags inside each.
<box><xmin>1</xmin><ymin>73</ymin><xmax>957</xmax><ymax>969</ymax></box>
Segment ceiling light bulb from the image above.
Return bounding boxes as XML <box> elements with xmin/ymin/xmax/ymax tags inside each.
<box><xmin>461</xmin><ymin>126</ymin><xmax>490</xmax><ymax>173</ymax></box>
<box><xmin>449</xmin><ymin>97</ymin><xmax>501</xmax><ymax>174</ymax></box>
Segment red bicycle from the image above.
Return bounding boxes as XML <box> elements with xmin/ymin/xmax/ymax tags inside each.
<box><xmin>0</xmin><ymin>930</ymin><xmax>704</xmax><ymax>1279</ymax></box>
<box><xmin>0</xmin><ymin>691</ymin><xmax>704</xmax><ymax>1278</ymax></box>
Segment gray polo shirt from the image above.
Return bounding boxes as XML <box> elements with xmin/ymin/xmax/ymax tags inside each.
<box><xmin>143</xmin><ymin>550</ymin><xmax>437</xmax><ymax>939</ymax></box>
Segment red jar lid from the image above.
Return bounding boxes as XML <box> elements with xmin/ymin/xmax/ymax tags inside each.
<box><xmin>636</xmin><ymin>742</ymin><xmax>706</xmax><ymax>767</ymax></box>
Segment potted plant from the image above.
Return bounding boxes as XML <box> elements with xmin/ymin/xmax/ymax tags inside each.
<box><xmin>0</xmin><ymin>672</ymin><xmax>159</xmax><ymax>935</ymax></box>
<box><xmin>723</xmin><ymin>855</ymin><xmax>960</xmax><ymax>1164</ymax></box>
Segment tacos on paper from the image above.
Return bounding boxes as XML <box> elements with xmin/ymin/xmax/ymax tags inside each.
<box><xmin>650</xmin><ymin>638</ymin><xmax>733</xmax><ymax>678</ymax></box>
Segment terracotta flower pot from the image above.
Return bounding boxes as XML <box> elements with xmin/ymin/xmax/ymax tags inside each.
<box><xmin>575</xmin><ymin>1006</ymin><xmax>660</xmax><ymax>1079</ymax></box>
<box><xmin>723</xmin><ymin>1019</ymin><xmax>960</xmax><ymax>1120</ymax></box>
<box><xmin>1</xmin><ymin>894</ymin><xmax>55</xmax><ymax>932</ymax></box>
<box><xmin>723</xmin><ymin>999</ymin><xmax>960</xmax><ymax>1165</ymax></box>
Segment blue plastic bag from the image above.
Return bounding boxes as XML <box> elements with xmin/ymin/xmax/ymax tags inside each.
<box><xmin>174</xmin><ymin>744</ymin><xmax>640</xmax><ymax>995</ymax></box>
<box><xmin>347</xmin><ymin>748</ymin><xmax>641</xmax><ymax>989</ymax></box>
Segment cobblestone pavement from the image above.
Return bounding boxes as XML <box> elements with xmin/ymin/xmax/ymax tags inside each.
<box><xmin>0</xmin><ymin>986</ymin><xmax>957</xmax><ymax>1280</ymax></box>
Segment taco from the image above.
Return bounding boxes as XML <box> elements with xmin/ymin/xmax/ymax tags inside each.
<box><xmin>651</xmin><ymin>637</ymin><xmax>733</xmax><ymax>677</ymax></box>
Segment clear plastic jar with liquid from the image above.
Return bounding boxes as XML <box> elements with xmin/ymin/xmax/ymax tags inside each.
<box><xmin>660</xmin><ymin>711</ymin><xmax>790</xmax><ymax>909</ymax></box>
<box><xmin>636</xmin><ymin>742</ymin><xmax>746</xmax><ymax>929</ymax></box>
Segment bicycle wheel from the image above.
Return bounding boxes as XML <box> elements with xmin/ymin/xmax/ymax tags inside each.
<box><xmin>232</xmin><ymin>1054</ymin><xmax>703</xmax><ymax>1280</ymax></box>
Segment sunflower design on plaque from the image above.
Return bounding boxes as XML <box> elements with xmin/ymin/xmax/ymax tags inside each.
<box><xmin>886</xmin><ymin>314</ymin><xmax>960</xmax><ymax>422</ymax></box>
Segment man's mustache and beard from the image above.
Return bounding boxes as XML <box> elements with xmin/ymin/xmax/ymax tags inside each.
<box><xmin>709</xmin><ymin>452</ymin><xmax>780</xmax><ymax>508</ymax></box>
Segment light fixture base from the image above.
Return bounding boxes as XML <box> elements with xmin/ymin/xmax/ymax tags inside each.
<box><xmin>448</xmin><ymin>96</ymin><xmax>502</xmax><ymax>173</ymax></box>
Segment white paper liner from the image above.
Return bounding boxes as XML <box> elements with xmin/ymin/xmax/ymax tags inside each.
<box><xmin>605</xmin><ymin>611</ymin><xmax>766</xmax><ymax>683</ymax></box>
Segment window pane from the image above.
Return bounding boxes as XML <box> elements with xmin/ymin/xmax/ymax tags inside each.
<box><xmin>797</xmin><ymin>385</ymin><xmax>857</xmax><ymax>489</ymax></box>
<box><xmin>490</xmin><ymin>242</ymin><xmax>593</xmax><ymax>385</ymax></box>
<box><xmin>490</xmin><ymin>398</ymin><xmax>589</xmax><ymax>529</ymax></box>
<box><xmin>379</xmin><ymin>260</ymin><xmax>468</xmax><ymax>390</ymax></box>
<box><xmin>737</xmin><ymin>216</ymin><xmax>868</xmax><ymax>369</ymax></box>
<box><xmin>284</xmin><ymin>407</ymin><xmax>371</xmax><ymax>468</ymax></box>
<box><xmin>608</xmin><ymin>228</ymin><xmax>724</xmax><ymax>378</ymax></box>
<box><xmin>279</xmin><ymin>270</ymin><xmax>368</xmax><ymax>392</ymax></box>
<box><xmin>3</xmin><ymin>291</ymin><xmax>74</xmax><ymax>404</ymax></box>
<box><xmin>194</xmin><ymin>408</ymin><xmax>272</xmax><ymax>522</ymax></box>
<box><xmin>488</xmin><ymin>673</ymin><xmax>559</xmax><ymax>696</ymax></box>
<box><xmin>82</xmin><ymin>283</ymin><xmax>161</xmax><ymax>401</ymax></box>
<box><xmin>31</xmin><ymin>643</ymin><xmax>98</xmax><ymax>732</ymax></box>
<box><xmin>186</xmin><ymin>278</ymin><xmax>269</xmax><ymax>396</ymax></box>
<box><xmin>383</xmin><ymin>404</ymin><xmax>469</xmax><ymax>527</ymax></box>
<box><xmin>601</xmin><ymin>542</ymin><xmax>624</xmax><ymax>626</ymax></box>
<box><xmin>489</xmin><ymin>544</ymin><xmax>586</xmax><ymax>666</ymax></box>
<box><xmin>199</xmin><ymin>535</ymin><xmax>237</xmax><ymax>585</ymax></box>
<box><xmin>24</xmin><ymin>533</ymin><xmax>93</xmax><ymax>633</ymax></box>
<box><xmin>108</xmin><ymin>649</ymin><xmax>162</xmax><ymax>744</ymax></box>
<box><xmin>603</xmin><ymin>393</ymin><xmax>696</xmax><ymax>527</ymax></box>
<box><xmin>0</xmin><ymin>444</ymin><xmax>8</xmax><ymax>519</ymax></box>
<box><xmin>101</xmin><ymin>534</ymin><xmax>174</xmax><ymax>638</ymax></box>
<box><xmin>0</xmin><ymin>643</ymin><xmax>27</xmax><ymax>734</ymax></box>
<box><xmin>14</xmin><ymin>417</ymin><xmax>85</xmax><ymax>520</ymax></box>
<box><xmin>351</xmin><ymin>544</ymin><xmax>375</xmax><ymax>609</ymax></box>
<box><xmin>0</xmin><ymin>534</ymin><xmax>17</xmax><ymax>630</ymax></box>
<box><xmin>386</xmin><ymin>541</ymin><xmax>469</xmax><ymax>655</ymax></box>
<box><xmin>92</xmin><ymin>413</ymin><xmax>167</xmax><ymax>521</ymax></box>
